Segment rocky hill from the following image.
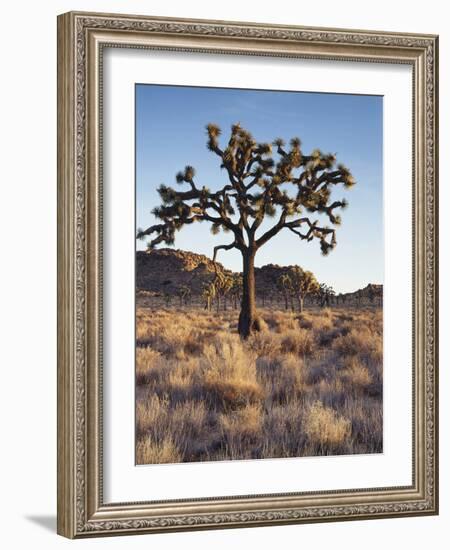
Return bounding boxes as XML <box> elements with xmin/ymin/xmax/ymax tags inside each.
<box><xmin>136</xmin><ymin>248</ymin><xmax>382</xmax><ymax>305</ymax></box>
<box><xmin>255</xmin><ymin>264</ymin><xmax>294</xmax><ymax>296</ymax></box>
<box><xmin>136</xmin><ymin>248</ymin><xmax>229</xmax><ymax>296</ymax></box>
<box><xmin>137</xmin><ymin>249</ymin><xmax>295</xmax><ymax>297</ymax></box>
<box><xmin>339</xmin><ymin>283</ymin><xmax>383</xmax><ymax>305</ymax></box>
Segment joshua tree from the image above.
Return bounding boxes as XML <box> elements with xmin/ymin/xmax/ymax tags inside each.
<box><xmin>277</xmin><ymin>273</ymin><xmax>293</xmax><ymax>311</ymax></box>
<box><xmin>287</xmin><ymin>267</ymin><xmax>319</xmax><ymax>313</ymax></box>
<box><xmin>176</xmin><ymin>285</ymin><xmax>191</xmax><ymax>307</ymax></box>
<box><xmin>257</xmin><ymin>287</ymin><xmax>269</xmax><ymax>308</ymax></box>
<box><xmin>213</xmin><ymin>272</ymin><xmax>234</xmax><ymax>312</ymax></box>
<box><xmin>202</xmin><ymin>282</ymin><xmax>216</xmax><ymax>312</ymax></box>
<box><xmin>317</xmin><ymin>283</ymin><xmax>335</xmax><ymax>308</ymax></box>
<box><xmin>230</xmin><ymin>273</ymin><xmax>243</xmax><ymax>310</ymax></box>
<box><xmin>138</xmin><ymin>123</ymin><xmax>355</xmax><ymax>338</ymax></box>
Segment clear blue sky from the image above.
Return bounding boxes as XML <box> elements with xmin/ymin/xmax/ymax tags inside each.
<box><xmin>136</xmin><ymin>84</ymin><xmax>383</xmax><ymax>293</ymax></box>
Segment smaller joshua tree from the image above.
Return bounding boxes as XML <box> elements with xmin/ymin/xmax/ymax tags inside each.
<box><xmin>230</xmin><ymin>273</ymin><xmax>243</xmax><ymax>310</ymax></box>
<box><xmin>213</xmin><ymin>272</ymin><xmax>234</xmax><ymax>312</ymax></box>
<box><xmin>176</xmin><ymin>285</ymin><xmax>191</xmax><ymax>307</ymax></box>
<box><xmin>202</xmin><ymin>282</ymin><xmax>216</xmax><ymax>312</ymax></box>
<box><xmin>317</xmin><ymin>283</ymin><xmax>336</xmax><ymax>308</ymax></box>
<box><xmin>287</xmin><ymin>267</ymin><xmax>320</xmax><ymax>313</ymax></box>
<box><xmin>277</xmin><ymin>273</ymin><xmax>293</xmax><ymax>311</ymax></box>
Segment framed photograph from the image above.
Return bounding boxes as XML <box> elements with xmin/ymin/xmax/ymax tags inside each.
<box><xmin>57</xmin><ymin>11</ymin><xmax>439</xmax><ymax>538</ymax></box>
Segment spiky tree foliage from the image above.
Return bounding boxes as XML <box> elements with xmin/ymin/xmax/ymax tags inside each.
<box><xmin>286</xmin><ymin>267</ymin><xmax>320</xmax><ymax>313</ymax></box>
<box><xmin>277</xmin><ymin>273</ymin><xmax>293</xmax><ymax>311</ymax></box>
<box><xmin>230</xmin><ymin>273</ymin><xmax>243</xmax><ymax>310</ymax></box>
<box><xmin>202</xmin><ymin>282</ymin><xmax>216</xmax><ymax>312</ymax></box>
<box><xmin>317</xmin><ymin>283</ymin><xmax>336</xmax><ymax>308</ymax></box>
<box><xmin>213</xmin><ymin>272</ymin><xmax>234</xmax><ymax>312</ymax></box>
<box><xmin>138</xmin><ymin>123</ymin><xmax>355</xmax><ymax>338</ymax></box>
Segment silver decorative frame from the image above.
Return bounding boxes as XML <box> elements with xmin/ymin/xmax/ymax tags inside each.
<box><xmin>57</xmin><ymin>11</ymin><xmax>438</xmax><ymax>538</ymax></box>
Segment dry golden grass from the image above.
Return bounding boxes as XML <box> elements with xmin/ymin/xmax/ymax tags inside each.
<box><xmin>135</xmin><ymin>305</ymin><xmax>383</xmax><ymax>463</ymax></box>
<box><xmin>304</xmin><ymin>401</ymin><xmax>351</xmax><ymax>446</ymax></box>
<box><xmin>136</xmin><ymin>436</ymin><xmax>183</xmax><ymax>464</ymax></box>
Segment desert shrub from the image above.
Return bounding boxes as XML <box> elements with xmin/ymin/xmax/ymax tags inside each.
<box><xmin>306</xmin><ymin>360</ymin><xmax>334</xmax><ymax>385</ymax></box>
<box><xmin>315</xmin><ymin>327</ymin><xmax>343</xmax><ymax>347</ymax></box>
<box><xmin>247</xmin><ymin>330</ymin><xmax>281</xmax><ymax>358</ymax></box>
<box><xmin>348</xmin><ymin>400</ymin><xmax>383</xmax><ymax>452</ymax></box>
<box><xmin>321</xmin><ymin>307</ymin><xmax>333</xmax><ymax>319</ymax></box>
<box><xmin>202</xmin><ymin>337</ymin><xmax>264</xmax><ymax>409</ymax></box>
<box><xmin>257</xmin><ymin>354</ymin><xmax>305</xmax><ymax>403</ymax></box>
<box><xmin>333</xmin><ymin>326</ymin><xmax>382</xmax><ymax>363</ymax></box>
<box><xmin>340</xmin><ymin>357</ymin><xmax>373</xmax><ymax>389</ymax></box>
<box><xmin>136</xmin><ymin>435</ymin><xmax>182</xmax><ymax>464</ymax></box>
<box><xmin>296</xmin><ymin>313</ymin><xmax>314</xmax><ymax>330</ymax></box>
<box><xmin>334</xmin><ymin>312</ymin><xmax>355</xmax><ymax>323</ymax></box>
<box><xmin>310</xmin><ymin>314</ymin><xmax>334</xmax><ymax>333</ymax></box>
<box><xmin>304</xmin><ymin>400</ymin><xmax>351</xmax><ymax>447</ymax></box>
<box><xmin>254</xmin><ymin>316</ymin><xmax>269</xmax><ymax>332</ymax></box>
<box><xmin>136</xmin><ymin>311</ymin><xmax>212</xmax><ymax>357</ymax></box>
<box><xmin>310</xmin><ymin>378</ymin><xmax>349</xmax><ymax>411</ymax></box>
<box><xmin>274</xmin><ymin>314</ymin><xmax>301</xmax><ymax>332</ymax></box>
<box><xmin>169</xmin><ymin>400</ymin><xmax>208</xmax><ymax>442</ymax></box>
<box><xmin>136</xmin><ymin>394</ymin><xmax>169</xmax><ymax>436</ymax></box>
<box><xmin>135</xmin><ymin>347</ymin><xmax>162</xmax><ymax>385</ymax></box>
<box><xmin>280</xmin><ymin>328</ymin><xmax>314</xmax><ymax>356</ymax></box>
<box><xmin>219</xmin><ymin>404</ymin><xmax>263</xmax><ymax>440</ymax></box>
<box><xmin>166</xmin><ymin>364</ymin><xmax>197</xmax><ymax>401</ymax></box>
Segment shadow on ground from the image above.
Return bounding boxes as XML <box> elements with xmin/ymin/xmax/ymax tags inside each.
<box><xmin>25</xmin><ymin>515</ymin><xmax>56</xmax><ymax>533</ymax></box>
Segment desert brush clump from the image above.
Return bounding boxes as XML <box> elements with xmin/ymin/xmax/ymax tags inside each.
<box><xmin>136</xmin><ymin>435</ymin><xmax>183</xmax><ymax>464</ymax></box>
<box><xmin>304</xmin><ymin>400</ymin><xmax>351</xmax><ymax>451</ymax></box>
<box><xmin>202</xmin><ymin>336</ymin><xmax>264</xmax><ymax>409</ymax></box>
<box><xmin>136</xmin><ymin>305</ymin><xmax>383</xmax><ymax>463</ymax></box>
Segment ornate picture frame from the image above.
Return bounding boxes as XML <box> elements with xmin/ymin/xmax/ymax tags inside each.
<box><xmin>57</xmin><ymin>11</ymin><xmax>438</xmax><ymax>538</ymax></box>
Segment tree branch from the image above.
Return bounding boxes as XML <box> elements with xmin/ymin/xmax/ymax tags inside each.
<box><xmin>139</xmin><ymin>123</ymin><xmax>355</xmax><ymax>261</ymax></box>
<box><xmin>213</xmin><ymin>241</ymin><xmax>240</xmax><ymax>262</ymax></box>
<box><xmin>255</xmin><ymin>210</ymin><xmax>288</xmax><ymax>249</ymax></box>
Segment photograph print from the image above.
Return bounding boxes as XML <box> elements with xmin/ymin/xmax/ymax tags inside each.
<box><xmin>135</xmin><ymin>84</ymin><xmax>383</xmax><ymax>465</ymax></box>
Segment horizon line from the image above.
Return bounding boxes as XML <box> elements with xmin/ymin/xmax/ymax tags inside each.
<box><xmin>136</xmin><ymin>247</ymin><xmax>383</xmax><ymax>295</ymax></box>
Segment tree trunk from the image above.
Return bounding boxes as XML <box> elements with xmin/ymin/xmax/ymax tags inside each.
<box><xmin>238</xmin><ymin>250</ymin><xmax>258</xmax><ymax>339</ymax></box>
<box><xmin>299</xmin><ymin>295</ymin><xmax>304</xmax><ymax>313</ymax></box>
